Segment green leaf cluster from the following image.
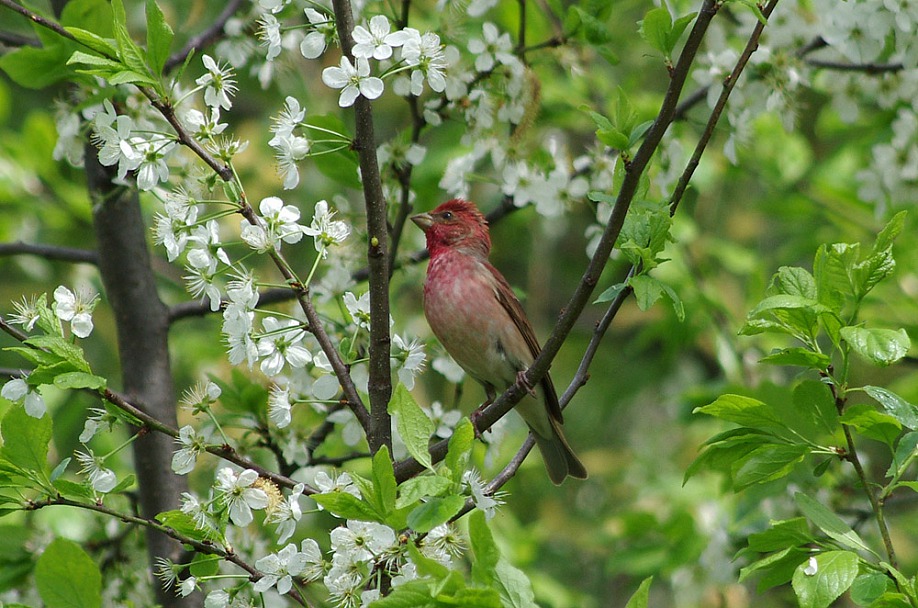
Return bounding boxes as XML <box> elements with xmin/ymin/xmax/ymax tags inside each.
<box><xmin>66</xmin><ymin>0</ymin><xmax>173</xmax><ymax>92</ymax></box>
<box><xmin>313</xmin><ymin>385</ymin><xmax>476</xmax><ymax>534</ymax></box>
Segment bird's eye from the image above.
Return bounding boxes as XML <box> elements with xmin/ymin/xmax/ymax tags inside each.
<box><xmin>441</xmin><ymin>211</ymin><xmax>454</xmax><ymax>220</ymax></box>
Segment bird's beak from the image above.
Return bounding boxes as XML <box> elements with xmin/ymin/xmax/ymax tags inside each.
<box><xmin>410</xmin><ymin>212</ymin><xmax>434</xmax><ymax>230</ymax></box>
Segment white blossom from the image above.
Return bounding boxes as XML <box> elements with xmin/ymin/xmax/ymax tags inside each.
<box><xmin>196</xmin><ymin>54</ymin><xmax>238</xmax><ymax>111</ymax></box>
<box><xmin>53</xmin><ymin>285</ymin><xmax>98</xmax><ymax>338</ymax></box>
<box><xmin>352</xmin><ymin>15</ymin><xmax>399</xmax><ymax>60</ymax></box>
<box><xmin>322</xmin><ymin>56</ymin><xmax>384</xmax><ymax>108</ymax></box>
<box><xmin>1</xmin><ymin>377</ymin><xmax>46</xmax><ymax>418</ymax></box>
<box><xmin>75</xmin><ymin>449</ymin><xmax>118</xmax><ymax>493</ymax></box>
<box><xmin>215</xmin><ymin>467</ymin><xmax>270</xmax><ymax>526</ymax></box>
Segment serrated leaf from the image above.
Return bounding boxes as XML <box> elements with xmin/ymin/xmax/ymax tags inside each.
<box><xmin>739</xmin><ymin>546</ymin><xmax>810</xmax><ymax>591</ymax></box>
<box><xmin>469</xmin><ymin>510</ymin><xmax>500</xmax><ymax>585</ymax></box>
<box><xmin>53</xmin><ymin>372</ymin><xmax>106</xmax><ymax>391</ymax></box>
<box><xmin>791</xmin><ymin>551</ymin><xmax>859</xmax><ymax>608</ymax></box>
<box><xmin>64</xmin><ymin>28</ymin><xmax>118</xmax><ymax>58</ymax></box>
<box><xmin>733</xmin><ymin>443</ymin><xmax>808</xmax><ymax>489</ymax></box>
<box><xmin>597</xmin><ymin>128</ymin><xmax>630</xmax><ymax>150</ymax></box>
<box><xmin>35</xmin><ymin>538</ymin><xmax>102</xmax><ymax>608</ymax></box>
<box><xmin>849</xmin><ymin>572</ymin><xmax>891</xmax><ymax>606</ymax></box>
<box><xmin>746</xmin><ymin>518</ymin><xmax>813</xmax><ymax>553</ymax></box>
<box><xmin>25</xmin><ymin>336</ymin><xmax>91</xmax><ymax>373</ymax></box>
<box><xmin>794</xmin><ymin>493</ymin><xmax>874</xmax><ymax>556</ymax></box>
<box><xmin>145</xmin><ymin>0</ymin><xmax>173</xmax><ymax>76</ymax></box>
<box><xmin>396</xmin><ymin>475</ymin><xmax>452</xmax><ymax>509</ymax></box>
<box><xmin>638</xmin><ymin>7</ymin><xmax>673</xmax><ymax>55</ymax></box>
<box><xmin>311</xmin><ymin>492</ymin><xmax>383</xmax><ymax>523</ymax></box>
<box><xmin>863</xmin><ymin>386</ymin><xmax>918</xmax><ymax>430</ymax></box>
<box><xmin>371</xmin><ymin>446</ymin><xmax>397</xmax><ymax>519</ymax></box>
<box><xmin>774</xmin><ymin>266</ymin><xmax>818</xmax><ymax>299</ymax></box>
<box><xmin>0</xmin><ymin>45</ymin><xmax>74</xmax><ymax>89</ymax></box>
<box><xmin>630</xmin><ymin>274</ymin><xmax>663</xmax><ymax>312</ymax></box>
<box><xmin>108</xmin><ymin>69</ymin><xmax>158</xmax><ymax>85</ymax></box>
<box><xmin>444</xmin><ymin>418</ymin><xmax>474</xmax><ymax>484</ymax></box>
<box><xmin>388</xmin><ymin>384</ymin><xmax>434</xmax><ymax>471</ymax></box>
<box><xmin>155</xmin><ymin>510</ymin><xmax>217</xmax><ymax>543</ymax></box>
<box><xmin>406</xmin><ymin>495</ymin><xmax>465</xmax><ymax>533</ymax></box>
<box><xmin>1</xmin><ymin>406</ymin><xmax>52</xmax><ymax>480</ymax></box>
<box><xmin>841</xmin><ymin>405</ymin><xmax>901</xmax><ymax>446</ymax></box>
<box><xmin>840</xmin><ymin>327</ymin><xmax>910</xmax><ymax>366</ymax></box>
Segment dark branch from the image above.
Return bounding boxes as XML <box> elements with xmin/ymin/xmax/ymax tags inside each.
<box><xmin>0</xmin><ymin>241</ymin><xmax>98</xmax><ymax>264</ymax></box>
<box><xmin>163</xmin><ymin>0</ymin><xmax>247</xmax><ymax>73</ymax></box>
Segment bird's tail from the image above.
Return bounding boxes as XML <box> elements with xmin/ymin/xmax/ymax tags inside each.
<box><xmin>532</xmin><ymin>417</ymin><xmax>588</xmax><ymax>485</ymax></box>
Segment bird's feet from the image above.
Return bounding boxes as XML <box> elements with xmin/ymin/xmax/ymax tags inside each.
<box><xmin>516</xmin><ymin>371</ymin><xmax>537</xmax><ymax>397</ymax></box>
<box><xmin>470</xmin><ymin>400</ymin><xmax>491</xmax><ymax>440</ymax></box>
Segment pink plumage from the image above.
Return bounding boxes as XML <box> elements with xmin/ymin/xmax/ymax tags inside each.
<box><xmin>412</xmin><ymin>199</ymin><xmax>587</xmax><ymax>484</ymax></box>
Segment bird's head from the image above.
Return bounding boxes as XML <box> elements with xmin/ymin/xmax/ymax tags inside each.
<box><xmin>411</xmin><ymin>199</ymin><xmax>491</xmax><ymax>258</ymax></box>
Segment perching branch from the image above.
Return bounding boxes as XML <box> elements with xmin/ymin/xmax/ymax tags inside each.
<box><xmin>332</xmin><ymin>0</ymin><xmax>393</xmax><ymax>455</ymax></box>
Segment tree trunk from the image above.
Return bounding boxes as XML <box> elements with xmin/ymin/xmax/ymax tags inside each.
<box><xmin>85</xmin><ymin>147</ymin><xmax>200</xmax><ymax>608</ymax></box>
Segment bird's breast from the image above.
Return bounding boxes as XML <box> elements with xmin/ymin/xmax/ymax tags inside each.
<box><xmin>423</xmin><ymin>251</ymin><xmax>526</xmax><ymax>388</ymax></box>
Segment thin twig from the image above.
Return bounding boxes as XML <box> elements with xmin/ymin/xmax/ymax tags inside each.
<box><xmin>0</xmin><ymin>29</ymin><xmax>38</xmax><ymax>47</ymax></box>
<box><xmin>163</xmin><ymin>0</ymin><xmax>247</xmax><ymax>73</ymax></box>
<box><xmin>0</xmin><ymin>241</ymin><xmax>98</xmax><ymax>264</ymax></box>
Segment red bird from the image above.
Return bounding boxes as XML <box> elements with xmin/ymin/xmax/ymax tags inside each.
<box><xmin>411</xmin><ymin>199</ymin><xmax>587</xmax><ymax>484</ymax></box>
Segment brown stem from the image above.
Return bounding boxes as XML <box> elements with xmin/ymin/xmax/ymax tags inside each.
<box><xmin>0</xmin><ymin>241</ymin><xmax>98</xmax><ymax>264</ymax></box>
<box><xmin>331</xmin><ymin>0</ymin><xmax>392</xmax><ymax>455</ymax></box>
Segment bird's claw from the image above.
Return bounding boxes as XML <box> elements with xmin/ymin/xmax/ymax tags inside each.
<box><xmin>470</xmin><ymin>401</ymin><xmax>490</xmax><ymax>440</ymax></box>
<box><xmin>516</xmin><ymin>371</ymin><xmax>537</xmax><ymax>397</ymax></box>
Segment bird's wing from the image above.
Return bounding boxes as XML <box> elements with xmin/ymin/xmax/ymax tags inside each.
<box><xmin>487</xmin><ymin>262</ymin><xmax>564</xmax><ymax>424</ymax></box>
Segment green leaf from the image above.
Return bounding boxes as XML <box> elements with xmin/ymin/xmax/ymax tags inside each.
<box><xmin>774</xmin><ymin>266</ymin><xmax>818</xmax><ymax>299</ymax></box>
<box><xmin>596</xmin><ymin>128</ymin><xmax>630</xmax><ymax>150</ymax></box>
<box><xmin>469</xmin><ymin>510</ymin><xmax>500</xmax><ymax>585</ymax></box>
<box><xmin>863</xmin><ymin>386</ymin><xmax>918</xmax><ymax>430</ymax></box>
<box><xmin>311</xmin><ymin>492</ymin><xmax>383</xmax><ymax>523</ymax></box>
<box><xmin>493</xmin><ymin>558</ymin><xmax>538</xmax><ymax>608</ymax></box>
<box><xmin>791</xmin><ymin>551</ymin><xmax>859</xmax><ymax>608</ymax></box>
<box><xmin>64</xmin><ymin>27</ymin><xmax>118</xmax><ymax>57</ymax></box>
<box><xmin>840</xmin><ymin>405</ymin><xmax>901</xmax><ymax>446</ymax></box>
<box><xmin>739</xmin><ymin>547</ymin><xmax>810</xmax><ymax>591</ymax></box>
<box><xmin>668</xmin><ymin>13</ymin><xmax>698</xmax><ymax>50</ymax></box>
<box><xmin>873</xmin><ymin>210</ymin><xmax>907</xmax><ymax>254</ymax></box>
<box><xmin>840</xmin><ymin>327</ymin><xmax>910</xmax><ymax>366</ymax></box>
<box><xmin>25</xmin><ymin>336</ymin><xmax>91</xmax><ymax>373</ymax></box>
<box><xmin>746</xmin><ymin>518</ymin><xmax>813</xmax><ymax>553</ymax></box>
<box><xmin>53</xmin><ymin>372</ymin><xmax>107</xmax><ymax>391</ymax></box>
<box><xmin>733</xmin><ymin>443</ymin><xmax>809</xmax><ymax>489</ymax></box>
<box><xmin>396</xmin><ymin>475</ymin><xmax>452</xmax><ymax>509</ymax></box>
<box><xmin>794</xmin><ymin>493</ymin><xmax>874</xmax><ymax>555</ymax></box>
<box><xmin>849</xmin><ymin>572</ymin><xmax>891</xmax><ymax>606</ymax></box>
<box><xmin>0</xmin><ymin>44</ymin><xmax>74</xmax><ymax>89</ymax></box>
<box><xmin>145</xmin><ymin>0</ymin><xmax>173</xmax><ymax>76</ymax></box>
<box><xmin>694</xmin><ymin>394</ymin><xmax>782</xmax><ymax>429</ymax></box>
<box><xmin>155</xmin><ymin>510</ymin><xmax>217</xmax><ymax>543</ymax></box>
<box><xmin>760</xmin><ymin>348</ymin><xmax>831</xmax><ymax>370</ymax></box>
<box><xmin>371</xmin><ymin>446</ymin><xmax>397</xmax><ymax>520</ymax></box>
<box><xmin>814</xmin><ymin>242</ymin><xmax>859</xmax><ymax>311</ymax></box>
<box><xmin>388</xmin><ymin>384</ymin><xmax>434</xmax><ymax>471</ymax></box>
<box><xmin>888</xmin><ymin>432</ymin><xmax>918</xmax><ymax>480</ymax></box>
<box><xmin>35</xmin><ymin>538</ymin><xmax>102</xmax><ymax>608</ymax></box>
<box><xmin>629</xmin><ymin>274</ymin><xmax>663</xmax><ymax>312</ymax></box>
<box><xmin>108</xmin><ymin>69</ymin><xmax>159</xmax><ymax>86</ymax></box>
<box><xmin>1</xmin><ymin>405</ymin><xmax>52</xmax><ymax>479</ymax></box>
<box><xmin>66</xmin><ymin>50</ymin><xmax>122</xmax><ymax>70</ymax></box>
<box><xmin>368</xmin><ymin>582</ymin><xmax>435</xmax><ymax>607</ymax></box>
<box><xmin>793</xmin><ymin>380</ymin><xmax>839</xmax><ymax>438</ymax></box>
<box><xmin>624</xmin><ymin>577</ymin><xmax>653</xmax><ymax>608</ymax></box>
<box><xmin>638</xmin><ymin>7</ymin><xmax>673</xmax><ymax>55</ymax></box>
<box><xmin>659</xmin><ymin>281</ymin><xmax>685</xmax><ymax>321</ymax></box>
<box><xmin>189</xmin><ymin>553</ymin><xmax>220</xmax><ymax>578</ymax></box>
<box><xmin>594</xmin><ymin>282</ymin><xmax>628</xmax><ymax>305</ymax></box>
<box><xmin>406</xmin><ymin>495</ymin><xmax>465</xmax><ymax>533</ymax></box>
<box><xmin>444</xmin><ymin>418</ymin><xmax>475</xmax><ymax>485</ymax></box>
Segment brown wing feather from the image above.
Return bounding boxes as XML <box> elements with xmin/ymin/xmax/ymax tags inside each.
<box><xmin>487</xmin><ymin>262</ymin><xmax>564</xmax><ymax>424</ymax></box>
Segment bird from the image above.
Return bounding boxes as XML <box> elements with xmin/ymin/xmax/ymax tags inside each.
<box><xmin>411</xmin><ymin>198</ymin><xmax>587</xmax><ymax>484</ymax></box>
